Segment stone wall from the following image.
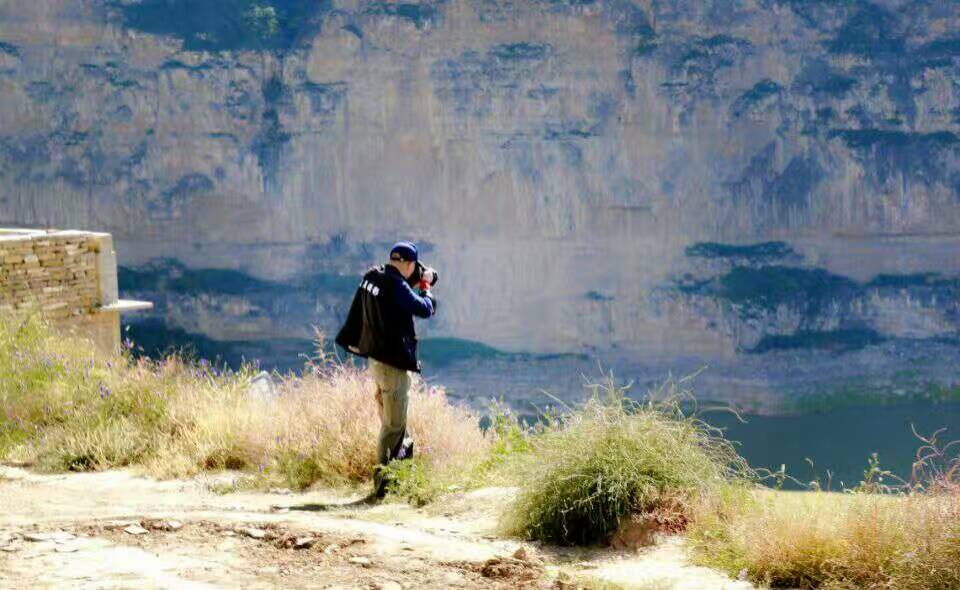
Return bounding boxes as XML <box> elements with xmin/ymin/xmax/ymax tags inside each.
<box><xmin>0</xmin><ymin>228</ymin><xmax>149</xmax><ymax>352</ymax></box>
<box><xmin>0</xmin><ymin>229</ymin><xmax>102</xmax><ymax>320</ymax></box>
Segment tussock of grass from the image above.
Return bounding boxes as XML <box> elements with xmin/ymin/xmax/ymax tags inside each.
<box><xmin>0</xmin><ymin>315</ymin><xmax>486</xmax><ymax>490</ymax></box>
<box><xmin>499</xmin><ymin>376</ymin><xmax>749</xmax><ymax>546</ymax></box>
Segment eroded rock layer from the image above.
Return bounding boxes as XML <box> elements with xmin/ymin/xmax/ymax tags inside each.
<box><xmin>1</xmin><ymin>0</ymin><xmax>959</xmax><ymax>409</ymax></box>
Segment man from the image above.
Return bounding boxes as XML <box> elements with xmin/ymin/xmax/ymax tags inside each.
<box><xmin>335</xmin><ymin>241</ymin><xmax>438</xmax><ymax>501</ymax></box>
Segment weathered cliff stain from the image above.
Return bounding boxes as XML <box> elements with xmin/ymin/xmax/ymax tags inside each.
<box><xmin>1</xmin><ymin>0</ymin><xmax>959</xmax><ymax>408</ymax></box>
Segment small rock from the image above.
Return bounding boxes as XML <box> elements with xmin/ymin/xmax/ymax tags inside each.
<box><xmin>294</xmin><ymin>536</ymin><xmax>317</xmax><ymax>550</ymax></box>
<box><xmin>217</xmin><ymin>538</ymin><xmax>240</xmax><ymax>551</ymax></box>
<box><xmin>54</xmin><ymin>545</ymin><xmax>79</xmax><ymax>553</ymax></box>
<box><xmin>323</xmin><ymin>543</ymin><xmax>340</xmax><ymax>555</ymax></box>
<box><xmin>372</xmin><ymin>582</ymin><xmax>403</xmax><ymax>590</ymax></box>
<box><xmin>103</xmin><ymin>520</ymin><xmax>140</xmax><ymax>530</ymax></box>
<box><xmin>1</xmin><ymin>545</ymin><xmax>18</xmax><ymax>553</ymax></box>
<box><xmin>348</xmin><ymin>556</ymin><xmax>372</xmax><ymax>567</ymax></box>
<box><xmin>609</xmin><ymin>514</ymin><xmax>657</xmax><ymax>551</ymax></box>
<box><xmin>223</xmin><ymin>531</ymin><xmax>236</xmax><ymax>537</ymax></box>
<box><xmin>23</xmin><ymin>531</ymin><xmax>72</xmax><ymax>543</ymax></box>
<box><xmin>442</xmin><ymin>572</ymin><xmax>464</xmax><ymax>586</ymax></box>
<box><xmin>123</xmin><ymin>525</ymin><xmax>149</xmax><ymax>536</ymax></box>
<box><xmin>239</xmin><ymin>527</ymin><xmax>267</xmax><ymax>540</ymax></box>
<box><xmin>269</xmin><ymin>487</ymin><xmax>292</xmax><ymax>495</ymax></box>
<box><xmin>246</xmin><ymin>371</ymin><xmax>277</xmax><ymax>400</ymax></box>
<box><xmin>513</xmin><ymin>546</ymin><xmax>528</xmax><ymax>561</ymax></box>
<box><xmin>152</xmin><ymin>520</ymin><xmax>183</xmax><ymax>532</ymax></box>
<box><xmin>737</xmin><ymin>568</ymin><xmax>749</xmax><ymax>581</ymax></box>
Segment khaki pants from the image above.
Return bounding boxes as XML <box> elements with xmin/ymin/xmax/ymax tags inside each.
<box><xmin>369</xmin><ymin>358</ymin><xmax>411</xmax><ymax>466</ymax></box>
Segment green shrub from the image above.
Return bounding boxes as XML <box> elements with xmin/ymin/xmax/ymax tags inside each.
<box><xmin>500</xmin><ymin>376</ymin><xmax>748</xmax><ymax>545</ymax></box>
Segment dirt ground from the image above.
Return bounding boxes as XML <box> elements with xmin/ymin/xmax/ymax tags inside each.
<box><xmin>0</xmin><ymin>464</ymin><xmax>755</xmax><ymax>589</ymax></box>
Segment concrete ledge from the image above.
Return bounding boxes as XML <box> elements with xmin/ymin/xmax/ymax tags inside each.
<box><xmin>101</xmin><ymin>299</ymin><xmax>154</xmax><ymax>313</ymax></box>
<box><xmin>0</xmin><ymin>229</ymin><xmax>47</xmax><ymax>241</ymax></box>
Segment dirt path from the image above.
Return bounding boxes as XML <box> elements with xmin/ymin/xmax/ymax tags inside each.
<box><xmin>0</xmin><ymin>465</ymin><xmax>754</xmax><ymax>589</ymax></box>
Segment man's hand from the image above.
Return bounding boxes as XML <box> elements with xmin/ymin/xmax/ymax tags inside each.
<box><xmin>421</xmin><ymin>267</ymin><xmax>436</xmax><ymax>285</ymax></box>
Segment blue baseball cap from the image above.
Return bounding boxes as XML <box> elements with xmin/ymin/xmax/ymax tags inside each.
<box><xmin>389</xmin><ymin>241</ymin><xmax>419</xmax><ymax>262</ymax></box>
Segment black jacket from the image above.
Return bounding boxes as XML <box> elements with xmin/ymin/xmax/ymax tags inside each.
<box><xmin>335</xmin><ymin>264</ymin><xmax>437</xmax><ymax>372</ymax></box>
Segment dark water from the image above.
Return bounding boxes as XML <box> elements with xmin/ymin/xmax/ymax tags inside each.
<box><xmin>702</xmin><ymin>403</ymin><xmax>960</xmax><ymax>490</ymax></box>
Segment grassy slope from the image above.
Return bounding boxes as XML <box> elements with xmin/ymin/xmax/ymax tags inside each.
<box><xmin>2</xmin><ymin>315</ymin><xmax>959</xmax><ymax>589</ymax></box>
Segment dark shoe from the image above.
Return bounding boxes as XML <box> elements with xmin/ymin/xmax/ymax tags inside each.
<box><xmin>358</xmin><ymin>492</ymin><xmax>383</xmax><ymax>506</ymax></box>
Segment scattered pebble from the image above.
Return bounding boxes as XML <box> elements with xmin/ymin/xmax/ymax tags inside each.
<box><xmin>348</xmin><ymin>556</ymin><xmax>372</xmax><ymax>567</ymax></box>
<box><xmin>323</xmin><ymin>543</ymin><xmax>340</xmax><ymax>555</ymax></box>
<box><xmin>216</xmin><ymin>538</ymin><xmax>240</xmax><ymax>551</ymax></box>
<box><xmin>54</xmin><ymin>545</ymin><xmax>79</xmax><ymax>553</ymax></box>
<box><xmin>152</xmin><ymin>520</ymin><xmax>183</xmax><ymax>532</ymax></box>
<box><xmin>23</xmin><ymin>531</ymin><xmax>74</xmax><ymax>543</ymax></box>
<box><xmin>269</xmin><ymin>488</ymin><xmax>292</xmax><ymax>495</ymax></box>
<box><xmin>239</xmin><ymin>527</ymin><xmax>267</xmax><ymax>540</ymax></box>
<box><xmin>103</xmin><ymin>520</ymin><xmax>140</xmax><ymax>530</ymax></box>
<box><xmin>442</xmin><ymin>572</ymin><xmax>464</xmax><ymax>586</ymax></box>
<box><xmin>372</xmin><ymin>582</ymin><xmax>403</xmax><ymax>590</ymax></box>
<box><xmin>123</xmin><ymin>525</ymin><xmax>149</xmax><ymax>536</ymax></box>
<box><xmin>294</xmin><ymin>536</ymin><xmax>316</xmax><ymax>550</ymax></box>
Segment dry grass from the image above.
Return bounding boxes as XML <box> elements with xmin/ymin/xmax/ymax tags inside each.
<box><xmin>689</xmin><ymin>488</ymin><xmax>960</xmax><ymax>589</ymax></box>
<box><xmin>0</xmin><ymin>315</ymin><xmax>487</xmax><ymax>490</ymax></box>
<box><xmin>7</xmin><ymin>315</ymin><xmax>960</xmax><ymax>589</ymax></box>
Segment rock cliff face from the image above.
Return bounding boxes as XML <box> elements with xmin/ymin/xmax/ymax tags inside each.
<box><xmin>1</xmin><ymin>0</ymin><xmax>959</xmax><ymax>408</ymax></box>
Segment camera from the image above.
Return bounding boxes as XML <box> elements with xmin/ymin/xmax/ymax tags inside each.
<box><xmin>408</xmin><ymin>261</ymin><xmax>439</xmax><ymax>289</ymax></box>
